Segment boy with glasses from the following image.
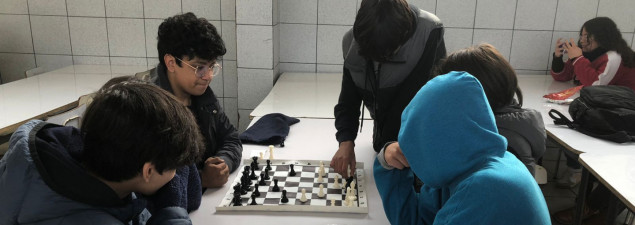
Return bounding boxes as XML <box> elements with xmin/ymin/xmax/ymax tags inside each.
<box><xmin>136</xmin><ymin>12</ymin><xmax>242</xmax><ymax>188</ymax></box>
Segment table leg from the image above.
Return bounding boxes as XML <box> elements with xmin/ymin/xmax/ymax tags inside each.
<box><xmin>575</xmin><ymin>168</ymin><xmax>591</xmax><ymax>225</ymax></box>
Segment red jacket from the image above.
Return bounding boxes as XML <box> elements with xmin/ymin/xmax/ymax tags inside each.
<box><xmin>551</xmin><ymin>51</ymin><xmax>635</xmax><ymax>90</ymax></box>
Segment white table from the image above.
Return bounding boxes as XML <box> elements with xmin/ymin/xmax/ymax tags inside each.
<box><xmin>190</xmin><ymin>118</ymin><xmax>390</xmax><ymax>224</ymax></box>
<box><xmin>250</xmin><ymin>73</ymin><xmax>371</xmax><ymax>119</ymax></box>
<box><xmin>579</xmin><ymin>151</ymin><xmax>635</xmax><ymax>213</ymax></box>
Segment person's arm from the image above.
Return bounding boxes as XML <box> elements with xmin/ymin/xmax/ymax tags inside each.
<box><xmin>334</xmin><ymin>67</ymin><xmax>362</xmax><ymax>144</ymax></box>
<box><xmin>146</xmin><ymin>207</ymin><xmax>192</xmax><ymax>225</ymax></box>
<box><xmin>213</xmin><ymin>107</ymin><xmax>243</xmax><ymax>173</ymax></box>
<box><xmin>572</xmin><ymin>52</ymin><xmax>621</xmax><ymax>86</ymax></box>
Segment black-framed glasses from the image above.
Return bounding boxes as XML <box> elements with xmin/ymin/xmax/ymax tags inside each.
<box><xmin>175</xmin><ymin>57</ymin><xmax>222</xmax><ymax>78</ymax></box>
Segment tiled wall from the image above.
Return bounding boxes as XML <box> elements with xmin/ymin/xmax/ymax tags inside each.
<box><xmin>0</xmin><ymin>0</ymin><xmax>239</xmax><ymax>127</ymax></box>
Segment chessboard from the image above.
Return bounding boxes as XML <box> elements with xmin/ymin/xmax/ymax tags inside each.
<box><xmin>216</xmin><ymin>158</ymin><xmax>368</xmax><ymax>214</ymax></box>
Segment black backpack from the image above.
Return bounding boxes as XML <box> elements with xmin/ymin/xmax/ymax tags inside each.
<box><xmin>549</xmin><ymin>85</ymin><xmax>635</xmax><ymax>143</ymax></box>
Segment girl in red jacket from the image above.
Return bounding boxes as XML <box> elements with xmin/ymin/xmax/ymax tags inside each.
<box><xmin>551</xmin><ymin>17</ymin><xmax>635</xmax><ymax>90</ymax></box>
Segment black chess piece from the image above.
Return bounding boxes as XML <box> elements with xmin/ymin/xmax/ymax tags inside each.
<box><xmin>264</xmin><ymin>168</ymin><xmax>271</xmax><ymax>180</ymax></box>
<box><xmin>250</xmin><ymin>194</ymin><xmax>258</xmax><ymax>205</ymax></box>
<box><xmin>280</xmin><ymin>190</ymin><xmax>289</xmax><ymax>203</ymax></box>
<box><xmin>266</xmin><ymin>159</ymin><xmax>272</xmax><ymax>170</ymax></box>
<box><xmin>244</xmin><ymin>165</ymin><xmax>250</xmax><ymax>173</ymax></box>
<box><xmin>249</xmin><ymin>167</ymin><xmax>258</xmax><ymax>180</ymax></box>
<box><xmin>288</xmin><ymin>164</ymin><xmax>296</xmax><ymax>176</ymax></box>
<box><xmin>253</xmin><ymin>184</ymin><xmax>261</xmax><ymax>197</ymax></box>
<box><xmin>272</xmin><ymin>179</ymin><xmax>280</xmax><ymax>192</ymax></box>
<box><xmin>259</xmin><ymin>173</ymin><xmax>266</xmax><ymax>185</ymax></box>
<box><xmin>252</xmin><ymin>156</ymin><xmax>260</xmax><ymax>170</ymax></box>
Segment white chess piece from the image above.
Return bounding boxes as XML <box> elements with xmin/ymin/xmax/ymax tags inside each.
<box><xmin>350</xmin><ymin>180</ymin><xmax>356</xmax><ymax>193</ymax></box>
<box><xmin>333</xmin><ymin>174</ymin><xmax>341</xmax><ymax>189</ymax></box>
<box><xmin>318</xmin><ymin>184</ymin><xmax>325</xmax><ymax>198</ymax></box>
<box><xmin>345</xmin><ymin>187</ymin><xmax>351</xmax><ymax>201</ymax></box>
<box><xmin>300</xmin><ymin>188</ymin><xmax>308</xmax><ymax>202</ymax></box>
<box><xmin>268</xmin><ymin>145</ymin><xmax>274</xmax><ymax>160</ymax></box>
<box><xmin>259</xmin><ymin>152</ymin><xmax>263</xmax><ymax>160</ymax></box>
<box><xmin>319</xmin><ymin>161</ymin><xmax>325</xmax><ymax>176</ymax></box>
<box><xmin>317</xmin><ymin>171</ymin><xmax>323</xmax><ymax>183</ymax></box>
<box><xmin>347</xmin><ymin>164</ymin><xmax>352</xmax><ymax>178</ymax></box>
<box><xmin>330</xmin><ymin>199</ymin><xmax>336</xmax><ymax>206</ymax></box>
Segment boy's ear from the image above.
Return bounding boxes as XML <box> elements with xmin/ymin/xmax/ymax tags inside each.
<box><xmin>164</xmin><ymin>54</ymin><xmax>176</xmax><ymax>73</ymax></box>
<box><xmin>141</xmin><ymin>162</ymin><xmax>155</xmax><ymax>183</ymax></box>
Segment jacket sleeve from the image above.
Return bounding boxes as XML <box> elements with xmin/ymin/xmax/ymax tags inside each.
<box><xmin>214</xmin><ymin>107</ymin><xmax>243</xmax><ymax>173</ymax></box>
<box><xmin>572</xmin><ymin>53</ymin><xmax>620</xmax><ymax>86</ymax></box>
<box><xmin>146</xmin><ymin>207</ymin><xmax>192</xmax><ymax>225</ymax></box>
<box><xmin>550</xmin><ymin>57</ymin><xmax>576</xmax><ymax>82</ymax></box>
<box><xmin>334</xmin><ymin>67</ymin><xmax>362</xmax><ymax>144</ymax></box>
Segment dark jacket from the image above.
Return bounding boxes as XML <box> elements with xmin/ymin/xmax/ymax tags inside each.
<box><xmin>335</xmin><ymin>5</ymin><xmax>446</xmax><ymax>152</ymax></box>
<box><xmin>0</xmin><ymin>120</ymin><xmax>191</xmax><ymax>225</ymax></box>
<box><xmin>136</xmin><ymin>65</ymin><xmax>242</xmax><ymax>173</ymax></box>
<box><xmin>495</xmin><ymin>104</ymin><xmax>546</xmax><ymax>175</ymax></box>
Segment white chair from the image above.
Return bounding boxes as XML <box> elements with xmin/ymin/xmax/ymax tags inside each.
<box><xmin>25</xmin><ymin>67</ymin><xmax>45</xmax><ymax>78</ymax></box>
<box><xmin>46</xmin><ymin>94</ymin><xmax>94</xmax><ymax>128</ymax></box>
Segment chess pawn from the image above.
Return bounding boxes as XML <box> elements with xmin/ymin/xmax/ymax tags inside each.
<box><xmin>333</xmin><ymin>174</ymin><xmax>341</xmax><ymax>189</ymax></box>
<box><xmin>317</xmin><ymin>171</ymin><xmax>323</xmax><ymax>183</ymax></box>
<box><xmin>268</xmin><ymin>145</ymin><xmax>274</xmax><ymax>160</ymax></box>
<box><xmin>330</xmin><ymin>199</ymin><xmax>336</xmax><ymax>206</ymax></box>
<box><xmin>350</xmin><ymin>180</ymin><xmax>356</xmax><ymax>193</ymax></box>
<box><xmin>259</xmin><ymin>152</ymin><xmax>264</xmax><ymax>160</ymax></box>
<box><xmin>299</xmin><ymin>188</ymin><xmax>308</xmax><ymax>203</ymax></box>
<box><xmin>317</xmin><ymin>184</ymin><xmax>325</xmax><ymax>198</ymax></box>
<box><xmin>319</xmin><ymin>161</ymin><xmax>325</xmax><ymax>177</ymax></box>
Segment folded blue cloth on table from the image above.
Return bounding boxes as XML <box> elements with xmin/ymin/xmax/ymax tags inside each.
<box><xmin>239</xmin><ymin>113</ymin><xmax>300</xmax><ymax>147</ymax></box>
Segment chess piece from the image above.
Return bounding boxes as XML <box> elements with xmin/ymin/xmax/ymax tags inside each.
<box><xmin>280</xmin><ymin>190</ymin><xmax>289</xmax><ymax>203</ymax></box>
<box><xmin>244</xmin><ymin>165</ymin><xmax>250</xmax><ymax>173</ymax></box>
<box><xmin>318</xmin><ymin>184</ymin><xmax>325</xmax><ymax>198</ymax></box>
<box><xmin>288</xmin><ymin>164</ymin><xmax>296</xmax><ymax>176</ymax></box>
<box><xmin>299</xmin><ymin>188</ymin><xmax>308</xmax><ymax>203</ymax></box>
<box><xmin>272</xmin><ymin>179</ymin><xmax>280</xmax><ymax>192</ymax></box>
<box><xmin>250</xmin><ymin>194</ymin><xmax>258</xmax><ymax>205</ymax></box>
<box><xmin>253</xmin><ymin>184</ymin><xmax>261</xmax><ymax>197</ymax></box>
<box><xmin>319</xmin><ymin>161</ymin><xmax>325</xmax><ymax>177</ymax></box>
<box><xmin>252</xmin><ymin>156</ymin><xmax>260</xmax><ymax>170</ymax></box>
<box><xmin>347</xmin><ymin>164</ymin><xmax>352</xmax><ymax>178</ymax></box>
<box><xmin>333</xmin><ymin>174</ymin><xmax>341</xmax><ymax>189</ymax></box>
<box><xmin>345</xmin><ymin>187</ymin><xmax>351</xmax><ymax>201</ymax></box>
<box><xmin>259</xmin><ymin>173</ymin><xmax>266</xmax><ymax>185</ymax></box>
<box><xmin>330</xmin><ymin>199</ymin><xmax>336</xmax><ymax>206</ymax></box>
<box><xmin>264</xmin><ymin>168</ymin><xmax>271</xmax><ymax>180</ymax></box>
<box><xmin>317</xmin><ymin>171</ymin><xmax>323</xmax><ymax>183</ymax></box>
<box><xmin>259</xmin><ymin>152</ymin><xmax>264</xmax><ymax>160</ymax></box>
<box><xmin>350</xmin><ymin>180</ymin><xmax>356</xmax><ymax>193</ymax></box>
<box><xmin>268</xmin><ymin>145</ymin><xmax>274</xmax><ymax>160</ymax></box>
<box><xmin>249</xmin><ymin>167</ymin><xmax>258</xmax><ymax>180</ymax></box>
<box><xmin>266</xmin><ymin>160</ymin><xmax>272</xmax><ymax>170</ymax></box>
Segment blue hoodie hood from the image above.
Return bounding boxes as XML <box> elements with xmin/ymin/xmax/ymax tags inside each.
<box><xmin>398</xmin><ymin>71</ymin><xmax>507</xmax><ymax>188</ymax></box>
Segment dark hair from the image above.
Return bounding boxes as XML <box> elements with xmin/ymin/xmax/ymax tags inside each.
<box><xmin>157</xmin><ymin>12</ymin><xmax>226</xmax><ymax>67</ymax></box>
<box><xmin>354</xmin><ymin>0</ymin><xmax>415</xmax><ymax>62</ymax></box>
<box><xmin>581</xmin><ymin>17</ymin><xmax>635</xmax><ymax>67</ymax></box>
<box><xmin>437</xmin><ymin>43</ymin><xmax>522</xmax><ymax>110</ymax></box>
<box><xmin>80</xmin><ymin>78</ymin><xmax>204</xmax><ymax>182</ymax></box>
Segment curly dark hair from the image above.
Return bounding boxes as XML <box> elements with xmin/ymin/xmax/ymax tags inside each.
<box><xmin>581</xmin><ymin>17</ymin><xmax>635</xmax><ymax>67</ymax></box>
<box><xmin>157</xmin><ymin>12</ymin><xmax>226</xmax><ymax>66</ymax></box>
<box><xmin>354</xmin><ymin>0</ymin><xmax>415</xmax><ymax>62</ymax></box>
<box><xmin>81</xmin><ymin>77</ymin><xmax>204</xmax><ymax>182</ymax></box>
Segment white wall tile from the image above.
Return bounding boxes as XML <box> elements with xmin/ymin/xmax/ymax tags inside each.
<box><xmin>318</xmin><ymin>0</ymin><xmax>356</xmax><ymax>25</ymax></box>
<box><xmin>317</xmin><ymin>64</ymin><xmax>342</xmax><ymax>73</ymax></box>
<box><xmin>280</xmin><ymin>24</ymin><xmax>316</xmax><ymax>63</ymax></box>
<box><xmin>223</xmin><ymin>60</ymin><xmax>238</xmax><ymax>97</ymax></box>
<box><xmin>30</xmin><ymin>16</ymin><xmax>71</xmax><ymax>55</ymax></box>
<box><xmin>622</xmin><ymin>33</ymin><xmax>633</xmax><ymax>48</ymax></box>
<box><xmin>143</xmin><ymin>0</ymin><xmax>181</xmax><ymax>19</ymax></box>
<box><xmin>69</xmin><ymin>17</ymin><xmax>108</xmax><ymax>56</ymax></box>
<box><xmin>472</xmin><ymin>29</ymin><xmax>513</xmax><ymax>61</ymax></box>
<box><xmin>106</xmin><ymin>0</ymin><xmax>143</xmax><ymax>18</ymax></box>
<box><xmin>237</xmin><ymin>25</ymin><xmax>273</xmax><ymax>69</ymax></box>
<box><xmin>279</xmin><ymin>63</ymin><xmax>316</xmax><ymax>73</ymax></box>
<box><xmin>444</xmin><ymin>28</ymin><xmax>473</xmax><ymax>54</ymax></box>
<box><xmin>0</xmin><ymin>15</ymin><xmax>34</xmax><ymax>53</ymax></box>
<box><xmin>145</xmin><ymin>19</ymin><xmax>163</xmax><ymax>58</ymax></box>
<box><xmin>73</xmin><ymin>56</ymin><xmax>110</xmax><ymax>65</ymax></box>
<box><xmin>238</xmin><ymin>109</ymin><xmax>252</xmax><ymax>132</ymax></box>
<box><xmin>272</xmin><ymin>0</ymin><xmax>279</xmax><ymax>25</ymax></box>
<box><xmin>183</xmin><ymin>0</ymin><xmax>221</xmax><ymax>20</ymax></box>
<box><xmin>221</xmin><ymin>0</ymin><xmax>236</xmax><ymax>21</ymax></box>
<box><xmin>67</xmin><ymin>0</ymin><xmax>105</xmax><ymax>17</ymax></box>
<box><xmin>210</xmin><ymin>64</ymin><xmax>224</xmax><ymax>97</ymax></box>
<box><xmin>317</xmin><ymin>25</ymin><xmax>351</xmax><ymax>64</ymax></box>
<box><xmin>221</xmin><ymin>21</ymin><xmax>237</xmax><ymax>60</ymax></box>
<box><xmin>147</xmin><ymin>57</ymin><xmax>159</xmax><ymax>66</ymax></box>
<box><xmin>474</xmin><ymin>0</ymin><xmax>516</xmax><ymax>29</ymax></box>
<box><xmin>223</xmin><ymin>97</ymin><xmax>239</xmax><ymax>127</ymax></box>
<box><xmin>510</xmin><ymin>30</ymin><xmax>552</xmax><ymax>70</ymax></box>
<box><xmin>632</xmin><ymin>33</ymin><xmax>635</xmax><ymax>50</ymax></box>
<box><xmin>110</xmin><ymin>57</ymin><xmax>147</xmax><ymax>66</ymax></box>
<box><xmin>0</xmin><ymin>53</ymin><xmax>35</xmax><ymax>83</ymax></box>
<box><xmin>274</xmin><ymin>24</ymin><xmax>280</xmax><ymax>66</ymax></box>
<box><xmin>236</xmin><ymin>0</ymin><xmax>272</xmax><ymax>25</ymax></box>
<box><xmin>514</xmin><ymin>0</ymin><xmax>557</xmax><ymax>30</ymax></box>
<box><xmin>436</xmin><ymin>0</ymin><xmax>476</xmax><ymax>28</ymax></box>
<box><xmin>554</xmin><ymin>0</ymin><xmax>598</xmax><ymax>31</ymax></box>
<box><xmin>107</xmin><ymin>18</ymin><xmax>146</xmax><ymax>57</ymax></box>
<box><xmin>35</xmin><ymin>54</ymin><xmax>72</xmax><ymax>72</ymax></box>
<box><xmin>0</xmin><ymin>0</ymin><xmax>28</xmax><ymax>14</ymax></box>
<box><xmin>237</xmin><ymin>68</ymin><xmax>273</xmax><ymax>109</ymax></box>
<box><xmin>28</xmin><ymin>0</ymin><xmax>67</xmax><ymax>16</ymax></box>
<box><xmin>279</xmin><ymin>0</ymin><xmax>317</xmax><ymax>24</ymax></box>
<box><xmin>210</xmin><ymin>20</ymin><xmax>222</xmax><ymax>36</ymax></box>
<box><xmin>597</xmin><ymin>0</ymin><xmax>635</xmax><ymax>33</ymax></box>
<box><xmin>408</xmin><ymin>0</ymin><xmax>436</xmax><ymax>14</ymax></box>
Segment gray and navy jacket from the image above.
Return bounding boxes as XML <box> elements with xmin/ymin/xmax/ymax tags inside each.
<box><xmin>0</xmin><ymin>120</ymin><xmax>191</xmax><ymax>225</ymax></box>
<box><xmin>335</xmin><ymin>5</ymin><xmax>446</xmax><ymax>152</ymax></box>
<box><xmin>495</xmin><ymin>104</ymin><xmax>546</xmax><ymax>176</ymax></box>
<box><xmin>136</xmin><ymin>65</ymin><xmax>242</xmax><ymax>173</ymax></box>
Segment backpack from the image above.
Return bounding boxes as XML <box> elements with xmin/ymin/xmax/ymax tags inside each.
<box><xmin>549</xmin><ymin>85</ymin><xmax>635</xmax><ymax>143</ymax></box>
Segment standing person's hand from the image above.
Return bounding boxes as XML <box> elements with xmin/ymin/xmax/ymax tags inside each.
<box><xmin>330</xmin><ymin>141</ymin><xmax>356</xmax><ymax>178</ymax></box>
<box><xmin>564</xmin><ymin>38</ymin><xmax>583</xmax><ymax>59</ymax></box>
<box><xmin>200</xmin><ymin>157</ymin><xmax>229</xmax><ymax>188</ymax></box>
<box><xmin>554</xmin><ymin>38</ymin><xmax>565</xmax><ymax>57</ymax></box>
<box><xmin>384</xmin><ymin>142</ymin><xmax>409</xmax><ymax>169</ymax></box>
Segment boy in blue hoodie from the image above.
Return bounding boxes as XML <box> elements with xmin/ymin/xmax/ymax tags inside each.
<box><xmin>0</xmin><ymin>79</ymin><xmax>204</xmax><ymax>224</ymax></box>
<box><xmin>374</xmin><ymin>72</ymin><xmax>550</xmax><ymax>224</ymax></box>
